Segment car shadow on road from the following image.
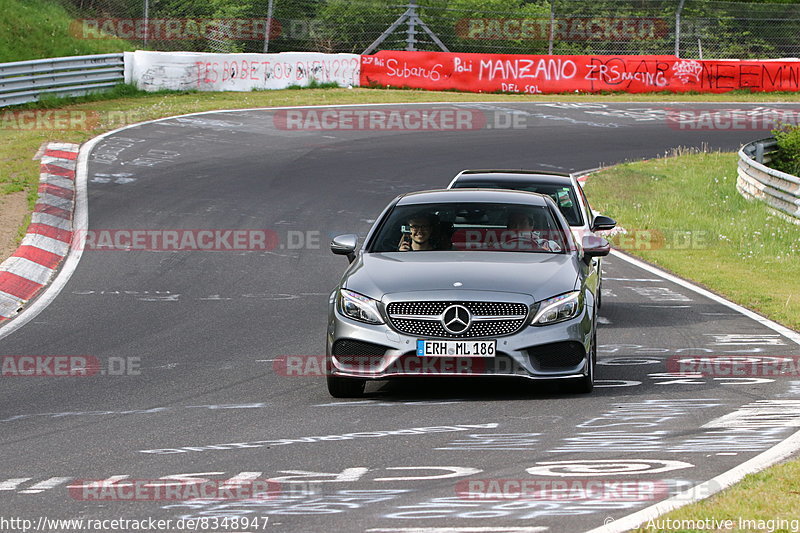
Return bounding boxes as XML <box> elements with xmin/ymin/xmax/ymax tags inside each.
<box><xmin>366</xmin><ymin>376</ymin><xmax>577</xmax><ymax>401</ymax></box>
<box><xmin>599</xmin><ymin>300</ymin><xmax>745</xmax><ymax>329</ymax></box>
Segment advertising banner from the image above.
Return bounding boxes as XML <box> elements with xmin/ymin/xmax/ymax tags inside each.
<box><xmin>361</xmin><ymin>51</ymin><xmax>800</xmax><ymax>94</ymax></box>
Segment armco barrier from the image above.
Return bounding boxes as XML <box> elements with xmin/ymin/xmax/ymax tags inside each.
<box><xmin>738</xmin><ymin>139</ymin><xmax>800</xmax><ymax>222</ymax></box>
<box><xmin>361</xmin><ymin>51</ymin><xmax>800</xmax><ymax>94</ymax></box>
<box><xmin>0</xmin><ymin>54</ymin><xmax>124</xmax><ymax>107</ymax></box>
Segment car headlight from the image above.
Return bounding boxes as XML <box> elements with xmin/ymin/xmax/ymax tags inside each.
<box><xmin>338</xmin><ymin>289</ymin><xmax>384</xmax><ymax>324</ymax></box>
<box><xmin>531</xmin><ymin>291</ymin><xmax>582</xmax><ymax>325</ymax></box>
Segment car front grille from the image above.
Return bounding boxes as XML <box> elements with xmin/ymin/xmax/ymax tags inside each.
<box><xmin>386</xmin><ymin>301</ymin><xmax>529</xmax><ymax>338</ymax></box>
<box><xmin>526</xmin><ymin>341</ymin><xmax>585</xmax><ymax>369</ymax></box>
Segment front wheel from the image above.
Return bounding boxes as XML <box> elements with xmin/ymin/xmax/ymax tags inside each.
<box><xmin>327</xmin><ymin>375</ymin><xmax>366</xmax><ymax>398</ymax></box>
<box><xmin>597</xmin><ymin>280</ymin><xmax>603</xmax><ymax>310</ymax></box>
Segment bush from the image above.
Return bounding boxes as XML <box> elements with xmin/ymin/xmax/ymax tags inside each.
<box><xmin>770</xmin><ymin>124</ymin><xmax>800</xmax><ymax>177</ymax></box>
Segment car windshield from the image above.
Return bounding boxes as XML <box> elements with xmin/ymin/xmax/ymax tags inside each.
<box><xmin>368</xmin><ymin>202</ymin><xmax>568</xmax><ymax>254</ymax></box>
<box><xmin>452</xmin><ymin>181</ymin><xmax>584</xmax><ymax>226</ymax></box>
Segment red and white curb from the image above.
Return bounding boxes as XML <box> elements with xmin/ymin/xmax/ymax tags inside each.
<box><xmin>0</xmin><ymin>142</ymin><xmax>79</xmax><ymax>322</ymax></box>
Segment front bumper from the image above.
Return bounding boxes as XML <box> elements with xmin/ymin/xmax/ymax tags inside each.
<box><xmin>326</xmin><ymin>301</ymin><xmax>592</xmax><ymax>381</ymax></box>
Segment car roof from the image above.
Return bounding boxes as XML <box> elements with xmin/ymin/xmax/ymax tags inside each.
<box><xmin>453</xmin><ymin>169</ymin><xmax>574</xmax><ymax>187</ymax></box>
<box><xmin>396</xmin><ymin>188</ymin><xmax>551</xmax><ymax>206</ymax></box>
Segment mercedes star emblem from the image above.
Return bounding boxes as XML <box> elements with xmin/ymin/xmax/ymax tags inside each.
<box><xmin>442</xmin><ymin>304</ymin><xmax>471</xmax><ymax>334</ymax></box>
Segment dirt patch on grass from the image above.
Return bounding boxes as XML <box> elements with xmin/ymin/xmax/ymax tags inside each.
<box><xmin>0</xmin><ymin>191</ymin><xmax>28</xmax><ymax>262</ymax></box>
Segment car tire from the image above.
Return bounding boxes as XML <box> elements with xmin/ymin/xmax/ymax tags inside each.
<box><xmin>327</xmin><ymin>375</ymin><xmax>366</xmax><ymax>398</ymax></box>
<box><xmin>565</xmin><ymin>328</ymin><xmax>596</xmax><ymax>394</ymax></box>
<box><xmin>597</xmin><ymin>280</ymin><xmax>603</xmax><ymax>310</ymax></box>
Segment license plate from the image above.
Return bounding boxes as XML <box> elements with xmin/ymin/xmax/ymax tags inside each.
<box><xmin>417</xmin><ymin>340</ymin><xmax>496</xmax><ymax>357</ymax></box>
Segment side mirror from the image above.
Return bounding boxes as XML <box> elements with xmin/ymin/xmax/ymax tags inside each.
<box><xmin>331</xmin><ymin>234</ymin><xmax>358</xmax><ymax>263</ymax></box>
<box><xmin>582</xmin><ymin>234</ymin><xmax>611</xmax><ymax>264</ymax></box>
<box><xmin>591</xmin><ymin>215</ymin><xmax>616</xmax><ymax>232</ymax></box>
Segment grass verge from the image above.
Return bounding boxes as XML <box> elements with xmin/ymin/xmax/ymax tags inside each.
<box><xmin>629</xmin><ymin>459</ymin><xmax>800</xmax><ymax>532</ymax></box>
<box><xmin>0</xmin><ymin>0</ymin><xmax>133</xmax><ymax>62</ymax></box>
<box><xmin>584</xmin><ymin>151</ymin><xmax>800</xmax><ymax>531</ymax></box>
<box><xmin>584</xmin><ymin>150</ymin><xmax>800</xmax><ymax>331</ymax></box>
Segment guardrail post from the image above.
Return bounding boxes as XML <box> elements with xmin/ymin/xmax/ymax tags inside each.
<box><xmin>756</xmin><ymin>142</ymin><xmax>764</xmax><ymax>164</ymax></box>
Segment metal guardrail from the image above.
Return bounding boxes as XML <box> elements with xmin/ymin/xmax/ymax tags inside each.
<box><xmin>0</xmin><ymin>54</ymin><xmax>124</xmax><ymax>107</ymax></box>
<box><xmin>738</xmin><ymin>139</ymin><xmax>800</xmax><ymax>223</ymax></box>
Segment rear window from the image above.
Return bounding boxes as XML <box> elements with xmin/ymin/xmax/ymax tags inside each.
<box><xmin>452</xmin><ymin>181</ymin><xmax>584</xmax><ymax>226</ymax></box>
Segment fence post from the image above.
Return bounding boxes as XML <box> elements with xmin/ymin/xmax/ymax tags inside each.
<box><xmin>264</xmin><ymin>0</ymin><xmax>275</xmax><ymax>53</ymax></box>
<box><xmin>407</xmin><ymin>0</ymin><xmax>418</xmax><ymax>51</ymax></box>
<box><xmin>143</xmin><ymin>0</ymin><xmax>149</xmax><ymax>48</ymax></box>
<box><xmin>548</xmin><ymin>0</ymin><xmax>555</xmax><ymax>55</ymax></box>
<box><xmin>675</xmin><ymin>0</ymin><xmax>685</xmax><ymax>57</ymax></box>
<box><xmin>363</xmin><ymin>1</ymin><xmax>448</xmax><ymax>54</ymax></box>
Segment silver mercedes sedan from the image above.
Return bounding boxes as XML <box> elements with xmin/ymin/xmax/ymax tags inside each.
<box><xmin>326</xmin><ymin>189</ymin><xmax>610</xmax><ymax>398</ymax></box>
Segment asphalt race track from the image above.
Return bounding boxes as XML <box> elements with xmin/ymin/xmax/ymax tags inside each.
<box><xmin>1</xmin><ymin>102</ymin><xmax>800</xmax><ymax>533</ymax></box>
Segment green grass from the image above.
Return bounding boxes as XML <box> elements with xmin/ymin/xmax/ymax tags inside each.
<box><xmin>0</xmin><ymin>0</ymin><xmax>134</xmax><ymax>62</ymax></box>
<box><xmin>584</xmin><ymin>150</ymin><xmax>800</xmax><ymax>331</ymax></box>
<box><xmin>286</xmin><ymin>80</ymin><xmax>343</xmax><ymax>90</ymax></box>
<box><xmin>631</xmin><ymin>459</ymin><xmax>800</xmax><ymax>532</ymax></box>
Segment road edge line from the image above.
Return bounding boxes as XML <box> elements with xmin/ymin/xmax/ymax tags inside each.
<box><xmin>608</xmin><ymin>249</ymin><xmax>800</xmax><ymax>346</ymax></box>
<box><xmin>582</xmin><ymin>427</ymin><xmax>800</xmax><ymax>533</ymax></box>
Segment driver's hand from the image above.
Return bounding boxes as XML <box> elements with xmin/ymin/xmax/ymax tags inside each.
<box><xmin>543</xmin><ymin>239</ymin><xmax>562</xmax><ymax>252</ymax></box>
<box><xmin>398</xmin><ymin>236</ymin><xmax>411</xmax><ymax>251</ymax></box>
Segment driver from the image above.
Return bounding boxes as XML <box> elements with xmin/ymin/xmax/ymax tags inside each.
<box><xmin>398</xmin><ymin>213</ymin><xmax>437</xmax><ymax>251</ymax></box>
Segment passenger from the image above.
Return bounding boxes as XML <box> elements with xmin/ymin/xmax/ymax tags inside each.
<box><xmin>505</xmin><ymin>209</ymin><xmax>562</xmax><ymax>252</ymax></box>
<box><xmin>507</xmin><ymin>210</ymin><xmax>535</xmax><ymax>232</ymax></box>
